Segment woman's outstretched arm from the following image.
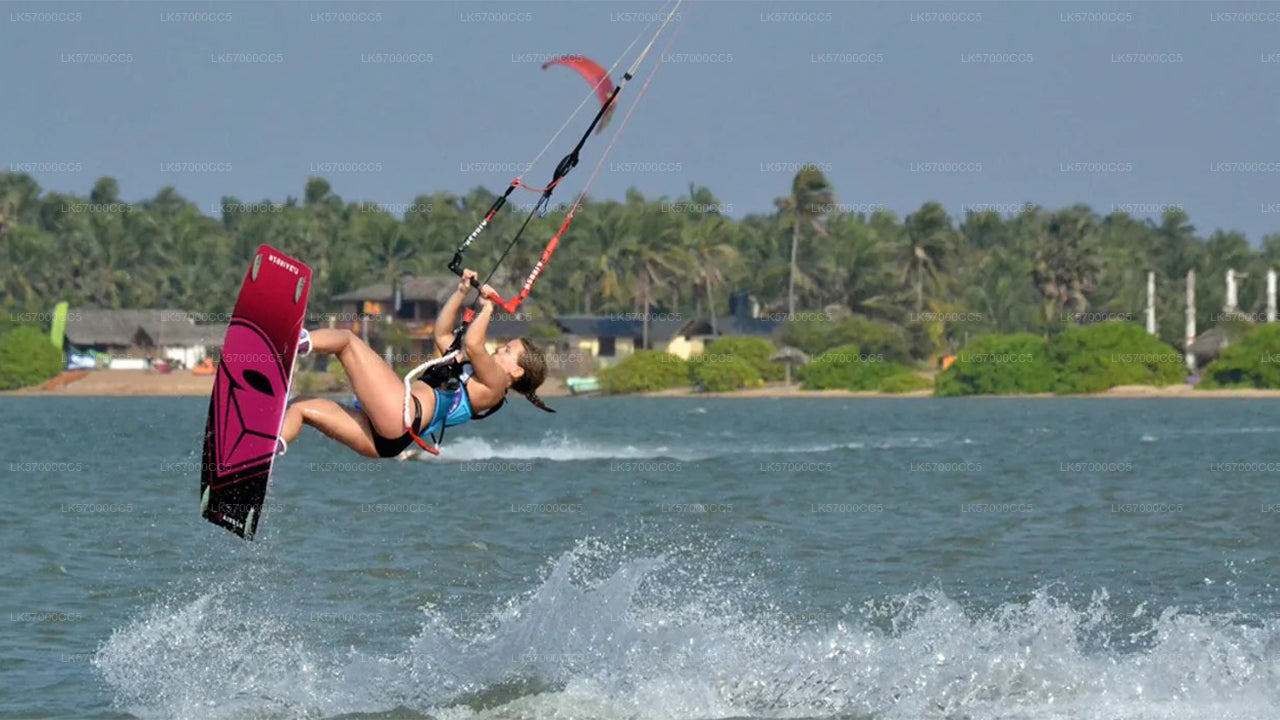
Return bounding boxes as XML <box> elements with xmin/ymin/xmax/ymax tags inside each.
<box><xmin>434</xmin><ymin>271</ymin><xmax>476</xmax><ymax>355</ymax></box>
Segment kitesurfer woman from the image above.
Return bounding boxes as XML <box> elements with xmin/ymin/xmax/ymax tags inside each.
<box><xmin>279</xmin><ymin>269</ymin><xmax>549</xmax><ymax>458</ymax></box>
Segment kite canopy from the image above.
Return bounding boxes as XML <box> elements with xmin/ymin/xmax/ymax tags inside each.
<box><xmin>542</xmin><ymin>55</ymin><xmax>616</xmax><ymax>134</ymax></box>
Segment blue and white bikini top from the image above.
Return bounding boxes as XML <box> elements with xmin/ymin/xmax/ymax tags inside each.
<box><xmin>423</xmin><ymin>363</ymin><xmax>475</xmax><ymax>434</ymax></box>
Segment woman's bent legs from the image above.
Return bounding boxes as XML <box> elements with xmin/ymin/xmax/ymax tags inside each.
<box><xmin>308</xmin><ymin>329</ymin><xmax>410</xmax><ymax>439</ymax></box>
<box><xmin>281</xmin><ymin>397</ymin><xmax>381</xmax><ymax>458</ymax></box>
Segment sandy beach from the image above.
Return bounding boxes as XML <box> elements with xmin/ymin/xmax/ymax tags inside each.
<box><xmin>3</xmin><ymin>369</ymin><xmax>218</xmax><ymax>397</ymax></box>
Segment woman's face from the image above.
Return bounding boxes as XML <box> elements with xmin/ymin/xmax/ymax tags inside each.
<box><xmin>493</xmin><ymin>339</ymin><xmax>526</xmax><ymax>379</ymax></box>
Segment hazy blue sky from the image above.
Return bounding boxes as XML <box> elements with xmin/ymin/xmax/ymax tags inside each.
<box><xmin>3</xmin><ymin>1</ymin><xmax>1279</xmax><ymax>241</ymax></box>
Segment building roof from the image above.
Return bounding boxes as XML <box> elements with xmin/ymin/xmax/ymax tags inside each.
<box><xmin>1187</xmin><ymin>326</ymin><xmax>1230</xmax><ymax>360</ymax></box>
<box><xmin>152</xmin><ymin>322</ymin><xmax>223</xmax><ymax>346</ymax></box>
<box><xmin>679</xmin><ymin>315</ymin><xmax>784</xmax><ymax>338</ymax></box>
<box><xmin>554</xmin><ymin>315</ymin><xmax>689</xmax><ymax>342</ymax></box>
<box><xmin>65</xmin><ymin>309</ymin><xmax>221</xmax><ymax>348</ymax></box>
<box><xmin>486</xmin><ymin>318</ymin><xmax>532</xmax><ymax>340</ymax></box>
<box><xmin>332</xmin><ymin>275</ymin><xmax>457</xmax><ymax>303</ymax></box>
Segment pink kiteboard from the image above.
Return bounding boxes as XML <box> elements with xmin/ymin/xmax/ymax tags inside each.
<box><xmin>201</xmin><ymin>245</ymin><xmax>311</xmax><ymax>540</ymax></box>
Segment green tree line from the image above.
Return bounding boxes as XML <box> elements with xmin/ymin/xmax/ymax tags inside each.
<box><xmin>3</xmin><ymin>167</ymin><xmax>1279</xmax><ymax>352</ymax></box>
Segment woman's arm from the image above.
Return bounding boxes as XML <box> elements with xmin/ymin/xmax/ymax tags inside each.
<box><xmin>434</xmin><ymin>270</ymin><xmax>476</xmax><ymax>355</ymax></box>
<box><xmin>463</xmin><ymin>291</ymin><xmax>509</xmax><ymax>390</ymax></box>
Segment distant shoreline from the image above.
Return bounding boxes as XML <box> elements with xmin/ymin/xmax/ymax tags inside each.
<box><xmin>0</xmin><ymin>369</ymin><xmax>572</xmax><ymax>398</ymax></box>
<box><xmin>635</xmin><ymin>383</ymin><xmax>1280</xmax><ymax>399</ymax></box>
<box><xmin>6</xmin><ymin>371</ymin><xmax>1280</xmax><ymax>399</ymax></box>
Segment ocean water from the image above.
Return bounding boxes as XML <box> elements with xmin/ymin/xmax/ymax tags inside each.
<box><xmin>3</xmin><ymin>396</ymin><xmax>1280</xmax><ymax>719</ymax></box>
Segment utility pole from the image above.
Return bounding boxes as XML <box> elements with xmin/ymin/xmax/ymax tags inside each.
<box><xmin>1185</xmin><ymin>269</ymin><xmax>1196</xmax><ymax>372</ymax></box>
<box><xmin>1268</xmin><ymin>269</ymin><xmax>1276</xmax><ymax>322</ymax></box>
<box><xmin>1146</xmin><ymin>271</ymin><xmax>1156</xmax><ymax>335</ymax></box>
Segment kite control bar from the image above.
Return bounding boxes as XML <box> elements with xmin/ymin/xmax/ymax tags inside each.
<box><xmin>446</xmin><ymin>115</ymin><xmax>603</xmax><ymax>314</ymax></box>
<box><xmin>448</xmin><ymin>223</ymin><xmax>567</xmax><ymax>316</ymax></box>
<box><xmin>447</xmin><ymin>253</ymin><xmax>519</xmax><ymax>314</ymax></box>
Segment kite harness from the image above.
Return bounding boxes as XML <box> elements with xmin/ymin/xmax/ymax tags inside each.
<box><xmin>400</xmin><ymin>0</ymin><xmax>684</xmax><ymax>455</ymax></box>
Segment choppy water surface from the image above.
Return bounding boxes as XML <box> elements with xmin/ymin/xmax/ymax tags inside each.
<box><xmin>3</xmin><ymin>397</ymin><xmax>1280</xmax><ymax>719</ymax></box>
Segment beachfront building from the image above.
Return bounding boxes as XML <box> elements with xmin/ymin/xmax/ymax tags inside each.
<box><xmin>1185</xmin><ymin>326</ymin><xmax>1232</xmax><ymax>372</ymax></box>
<box><xmin>674</xmin><ymin>292</ymin><xmax>784</xmax><ymax>357</ymax></box>
<box><xmin>315</xmin><ymin>283</ymin><xmax>780</xmax><ymax>372</ymax></box>
<box><xmin>63</xmin><ymin>309</ymin><xmax>221</xmax><ymax>369</ymax></box>
<box><xmin>327</xmin><ymin>275</ymin><xmax>457</xmax><ymax>363</ymax></box>
<box><xmin>330</xmin><ymin>275</ymin><xmax>457</xmax><ymax>326</ymax></box>
<box><xmin>554</xmin><ymin>315</ymin><xmax>691</xmax><ymax>365</ymax></box>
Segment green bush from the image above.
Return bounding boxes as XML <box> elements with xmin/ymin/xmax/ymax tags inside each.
<box><xmin>597</xmin><ymin>351</ymin><xmax>689</xmax><ymax>394</ymax></box>
<box><xmin>1213</xmin><ymin>315</ymin><xmax>1260</xmax><ymax>346</ymax></box>
<box><xmin>1048</xmin><ymin>321</ymin><xmax>1184</xmax><ymax>394</ymax></box>
<box><xmin>828</xmin><ymin>317</ymin><xmax>911</xmax><ymax>363</ymax></box>
<box><xmin>1201</xmin><ymin>324</ymin><xmax>1280</xmax><ymax>389</ymax></box>
<box><xmin>936</xmin><ymin>333</ymin><xmax>1053</xmax><ymax>396</ymax></box>
<box><xmin>904</xmin><ymin>318</ymin><xmax>945</xmax><ymax>363</ymax></box>
<box><xmin>0</xmin><ymin>326</ymin><xmax>63</xmax><ymax>390</ymax></box>
<box><xmin>292</xmin><ymin>370</ymin><xmax>346</xmax><ymax>395</ymax></box>
<box><xmin>798</xmin><ymin>343</ymin><xmax>907</xmax><ymax>390</ymax></box>
<box><xmin>777</xmin><ymin>319</ymin><xmax>829</xmax><ymax>356</ymax></box>
<box><xmin>0</xmin><ymin>309</ymin><xmax>22</xmax><ymax>337</ymax></box>
<box><xmin>688</xmin><ymin>354</ymin><xmax>761</xmax><ymax>392</ymax></box>
<box><xmin>878</xmin><ymin>372</ymin><xmax>934</xmax><ymax>394</ymax></box>
<box><xmin>324</xmin><ymin>357</ymin><xmax>349</xmax><ymax>388</ymax></box>
<box><xmin>702</xmin><ymin>336</ymin><xmax>782</xmax><ymax>381</ymax></box>
<box><xmin>780</xmin><ymin>315</ymin><xmax>910</xmax><ymax>362</ymax></box>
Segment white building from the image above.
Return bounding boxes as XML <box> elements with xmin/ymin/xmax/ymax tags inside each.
<box><xmin>63</xmin><ymin>309</ymin><xmax>222</xmax><ymax>369</ymax></box>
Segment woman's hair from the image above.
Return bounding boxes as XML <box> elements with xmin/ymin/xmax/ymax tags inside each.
<box><xmin>511</xmin><ymin>338</ymin><xmax>554</xmax><ymax>413</ymax></box>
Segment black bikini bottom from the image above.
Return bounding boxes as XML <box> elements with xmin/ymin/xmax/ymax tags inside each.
<box><xmin>371</xmin><ymin>395</ymin><xmax>422</xmax><ymax>458</ymax></box>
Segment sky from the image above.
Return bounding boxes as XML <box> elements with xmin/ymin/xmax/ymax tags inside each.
<box><xmin>3</xmin><ymin>0</ymin><xmax>1280</xmax><ymax>242</ymax></box>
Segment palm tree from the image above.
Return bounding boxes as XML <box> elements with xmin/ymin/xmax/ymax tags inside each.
<box><xmin>600</xmin><ymin>203</ymin><xmax>684</xmax><ymax>348</ymax></box>
<box><xmin>968</xmin><ymin>245</ymin><xmax>1037</xmax><ymax>333</ymax></box>
<box><xmin>726</xmin><ymin>217</ymin><xmax>787</xmax><ymax>311</ymax></box>
<box><xmin>405</xmin><ymin>191</ymin><xmax>462</xmax><ymax>262</ymax></box>
<box><xmin>1258</xmin><ymin>233</ymin><xmax>1280</xmax><ymax>267</ymax></box>
<box><xmin>0</xmin><ymin>225</ymin><xmax>56</xmax><ymax>304</ymax></box>
<box><xmin>633</xmin><ymin>241</ymin><xmax>688</xmax><ymax>348</ymax></box>
<box><xmin>568</xmin><ymin>199</ymin><xmax>628</xmax><ymax>314</ymax></box>
<box><xmin>1088</xmin><ymin>211</ymin><xmax>1152</xmax><ymax>321</ymax></box>
<box><xmin>1193</xmin><ymin>230</ymin><xmax>1254</xmax><ymax>318</ymax></box>
<box><xmin>774</xmin><ymin>167</ymin><xmax>835</xmax><ymax>317</ymax></box>
<box><xmin>0</xmin><ymin>172</ymin><xmax>42</xmax><ymax>237</ymax></box>
<box><xmin>1032</xmin><ymin>205</ymin><xmax>1102</xmax><ymax>327</ymax></box>
<box><xmin>353</xmin><ymin>206</ymin><xmax>418</xmax><ymax>286</ymax></box>
<box><xmin>1148</xmin><ymin>208</ymin><xmax>1200</xmax><ymax>280</ymax></box>
<box><xmin>900</xmin><ymin>202</ymin><xmax>957</xmax><ymax>314</ymax></box>
<box><xmin>35</xmin><ymin>191</ymin><xmax>107</xmax><ymax>305</ymax></box>
<box><xmin>821</xmin><ymin>211</ymin><xmax>895</xmax><ymax>315</ymax></box>
<box><xmin>291</xmin><ymin>179</ymin><xmax>349</xmax><ymax>303</ymax></box>
<box><xmin>680</xmin><ymin>189</ymin><xmax>738</xmax><ymax>332</ymax></box>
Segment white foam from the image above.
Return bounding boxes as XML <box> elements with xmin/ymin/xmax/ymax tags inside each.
<box><xmin>94</xmin><ymin>589</ymin><xmax>380</xmax><ymax>719</ymax></box>
<box><xmin>419</xmin><ymin>431</ymin><xmax>872</xmax><ymax>463</ymax></box>
<box><xmin>426</xmin><ymin>434</ymin><xmax>693</xmax><ymax>462</ymax></box>
<box><xmin>97</xmin><ymin>542</ymin><xmax>1280</xmax><ymax>720</ymax></box>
